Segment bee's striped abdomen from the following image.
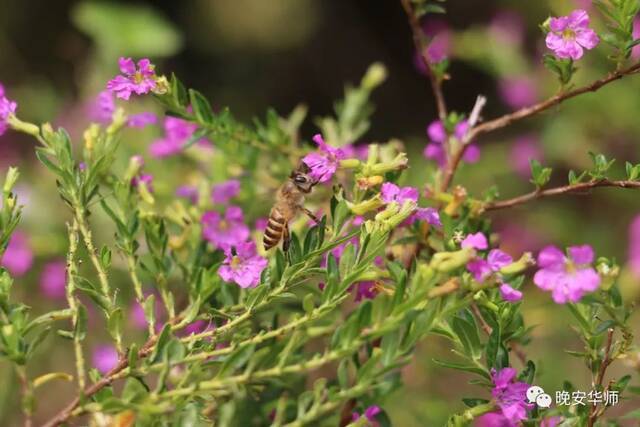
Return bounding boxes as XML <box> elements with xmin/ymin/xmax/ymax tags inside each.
<box><xmin>263</xmin><ymin>209</ymin><xmax>287</xmax><ymax>250</ymax></box>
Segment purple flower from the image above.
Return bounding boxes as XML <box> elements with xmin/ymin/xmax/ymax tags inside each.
<box><xmin>0</xmin><ymin>83</ymin><xmax>17</xmax><ymax>136</ymax></box>
<box><xmin>423</xmin><ymin>20</ymin><xmax>452</xmax><ymax>63</ymax></box>
<box><xmin>352</xmin><ymin>405</ymin><xmax>381</xmax><ymax>426</ymax></box>
<box><xmin>176</xmin><ymin>185</ymin><xmax>199</xmax><ymax>204</ymax></box>
<box><xmin>461</xmin><ymin>232</ymin><xmax>488</xmax><ymax>250</ymax></box>
<box><xmin>150</xmin><ymin>116</ymin><xmax>208</xmax><ymax>158</ymax></box>
<box><xmin>212</xmin><ymin>180</ymin><xmax>241</xmax><ymax>204</ymax></box>
<box><xmin>107</xmin><ymin>57</ymin><xmax>157</xmax><ymax>100</ymax></box>
<box><xmin>218</xmin><ymin>241</ymin><xmax>268</xmax><ymax>288</ymax></box>
<box><xmin>534</xmin><ymin>244</ymin><xmax>601</xmax><ymax>304</ymax></box>
<box><xmin>546</xmin><ymin>10</ymin><xmax>599</xmax><ymax>60</ymax></box>
<box><xmin>202</xmin><ymin>206</ymin><xmax>250</xmax><ymax>249</ymax></box>
<box><xmin>498</xmin><ymin>77</ymin><xmax>537</xmax><ymax>110</ymax></box>
<box><xmin>39</xmin><ymin>260</ymin><xmax>67</xmax><ymax>299</ymax></box>
<box><xmin>411</xmin><ymin>207</ymin><xmax>442</xmax><ymax>227</ymax></box>
<box><xmin>254</xmin><ymin>217</ymin><xmax>268</xmax><ymax>232</ymax></box>
<box><xmin>130</xmin><ymin>302</ymin><xmax>148</xmax><ymax>330</ymax></box>
<box><xmin>424</xmin><ymin>120</ymin><xmax>479</xmax><ymax>167</ymax></box>
<box><xmin>467</xmin><ymin>249</ymin><xmax>513</xmax><ymax>281</ymax></box>
<box><xmin>490</xmin><ymin>368</ymin><xmax>531</xmax><ymax>424</ymax></box>
<box><xmin>633</xmin><ymin>17</ymin><xmax>640</xmax><ymax>60</ymax></box>
<box><xmin>499</xmin><ymin>284</ymin><xmax>523</xmax><ymax>302</ymax></box>
<box><xmin>380</xmin><ymin>182</ymin><xmax>419</xmax><ymax>204</ymax></box>
<box><xmin>628</xmin><ymin>215</ymin><xmax>640</xmax><ymax>278</ymax></box>
<box><xmin>302</xmin><ymin>134</ymin><xmax>346</xmax><ymax>183</ymax></box>
<box><xmin>510</xmin><ymin>135</ymin><xmax>543</xmax><ymax>178</ymax></box>
<box><xmin>181</xmin><ymin>319</ymin><xmax>214</xmax><ymax>336</ymax></box>
<box><xmin>1</xmin><ymin>232</ymin><xmax>33</xmax><ymax>276</ymax></box>
<box><xmin>131</xmin><ymin>173</ymin><xmax>153</xmax><ymax>191</ymax></box>
<box><xmin>92</xmin><ymin>345</ymin><xmax>119</xmax><ymax>374</ymax></box>
<box><xmin>355</xmin><ymin>281</ymin><xmax>378</xmax><ymax>302</ymax></box>
<box><xmin>127</xmin><ymin>112</ymin><xmax>157</xmax><ymax>128</ymax></box>
<box><xmin>89</xmin><ymin>90</ymin><xmax>115</xmax><ymax>123</ymax></box>
<box><xmin>490</xmin><ymin>11</ymin><xmax>525</xmax><ymax>45</ymax></box>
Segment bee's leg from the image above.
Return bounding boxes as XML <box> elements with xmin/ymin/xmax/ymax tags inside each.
<box><xmin>301</xmin><ymin>207</ymin><xmax>321</xmax><ymax>224</ymax></box>
<box><xmin>283</xmin><ymin>223</ymin><xmax>291</xmax><ymax>252</ymax></box>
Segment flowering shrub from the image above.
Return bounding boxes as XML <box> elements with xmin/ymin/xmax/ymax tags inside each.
<box><xmin>2</xmin><ymin>1</ymin><xmax>640</xmax><ymax>426</ymax></box>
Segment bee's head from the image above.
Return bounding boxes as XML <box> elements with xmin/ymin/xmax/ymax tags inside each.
<box><xmin>290</xmin><ymin>163</ymin><xmax>317</xmax><ymax>193</ymax></box>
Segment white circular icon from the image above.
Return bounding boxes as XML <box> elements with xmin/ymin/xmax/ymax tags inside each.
<box><xmin>526</xmin><ymin>385</ymin><xmax>545</xmax><ymax>403</ymax></box>
<box><xmin>536</xmin><ymin>393</ymin><xmax>553</xmax><ymax>408</ymax></box>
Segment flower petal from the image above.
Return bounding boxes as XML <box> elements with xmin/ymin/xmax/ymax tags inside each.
<box><xmin>537</xmin><ymin>245</ymin><xmax>564</xmax><ymax>268</ymax></box>
<box><xmin>568</xmin><ymin>244</ymin><xmax>594</xmax><ymax>265</ymax></box>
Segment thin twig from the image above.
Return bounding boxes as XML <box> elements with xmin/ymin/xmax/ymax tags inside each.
<box><xmin>442</xmin><ymin>62</ymin><xmax>640</xmax><ymax>190</ymax></box>
<box><xmin>587</xmin><ymin>328</ymin><xmax>615</xmax><ymax>427</ymax></box>
<box><xmin>441</xmin><ymin>95</ymin><xmax>487</xmax><ymax>191</ymax></box>
<box><xmin>484</xmin><ymin>179</ymin><xmax>640</xmax><ymax>211</ymax></box>
<box><xmin>400</xmin><ymin>0</ymin><xmax>448</xmax><ymax>120</ymax></box>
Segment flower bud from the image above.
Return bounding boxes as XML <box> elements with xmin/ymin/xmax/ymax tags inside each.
<box><xmin>597</xmin><ymin>262</ymin><xmax>619</xmax><ymax>291</ymax></box>
<box><xmin>3</xmin><ymin>167</ymin><xmax>19</xmax><ymax>194</ymax></box>
<box><xmin>83</xmin><ymin>123</ymin><xmax>100</xmax><ymax>153</ymax></box>
<box><xmin>499</xmin><ymin>252</ymin><xmax>535</xmax><ymax>275</ymax></box>
<box><xmin>153</xmin><ymin>75</ymin><xmax>170</xmax><ymax>95</ymax></box>
<box><xmin>431</xmin><ymin>248</ymin><xmax>475</xmax><ymax>272</ymax></box>
<box><xmin>348</xmin><ymin>195</ymin><xmax>384</xmax><ymax>216</ymax></box>
<box><xmin>125</xmin><ymin>155</ymin><xmax>145</xmax><ymax>182</ymax></box>
<box><xmin>361</xmin><ymin>62</ymin><xmax>388</xmax><ymax>90</ymax></box>
<box><xmin>339</xmin><ymin>158</ymin><xmax>362</xmax><ymax>169</ymax></box>
<box><xmin>444</xmin><ymin>186</ymin><xmax>467</xmax><ymax>216</ymax></box>
<box><xmin>357</xmin><ymin>175</ymin><xmax>384</xmax><ymax>190</ymax></box>
<box><xmin>367</xmin><ymin>153</ymin><xmax>409</xmax><ymax>176</ymax></box>
<box><xmin>7</xmin><ymin>115</ymin><xmax>40</xmax><ymax>137</ymax></box>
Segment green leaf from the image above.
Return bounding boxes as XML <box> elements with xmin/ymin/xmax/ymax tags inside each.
<box><xmin>75</xmin><ymin>305</ymin><xmax>88</xmax><ymax>340</ymax></box>
<box><xmin>189</xmin><ymin>89</ymin><xmax>214</xmax><ymax>124</ymax></box>
<box><xmin>451</xmin><ymin>314</ymin><xmax>482</xmax><ymax>360</ymax></box>
<box><xmin>217</xmin><ymin>344</ymin><xmax>256</xmax><ymax>378</ymax></box>
<box><xmin>432</xmin><ymin>359</ymin><xmax>490</xmax><ymax>380</ymax></box>
<box><xmin>529</xmin><ymin>159</ymin><xmax>552</xmax><ymax>188</ymax></box>
<box><xmin>107</xmin><ymin>308</ymin><xmax>123</xmax><ymax>342</ymax></box>
<box><xmin>122</xmin><ymin>377</ymin><xmax>149</xmax><ymax>403</ymax></box>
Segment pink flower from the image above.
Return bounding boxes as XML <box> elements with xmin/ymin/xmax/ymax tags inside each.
<box><xmin>545</xmin><ymin>10</ymin><xmax>599</xmax><ymax>60</ymax></box>
<box><xmin>92</xmin><ymin>345</ymin><xmax>119</xmax><ymax>374</ymax></box>
<box><xmin>0</xmin><ymin>83</ymin><xmax>17</xmax><ymax>136</ymax></box>
<box><xmin>509</xmin><ymin>135</ymin><xmax>543</xmax><ymax>178</ymax></box>
<box><xmin>534</xmin><ymin>244</ymin><xmax>601</xmax><ymax>304</ymax></box>
<box><xmin>410</xmin><ymin>207</ymin><xmax>442</xmax><ymax>227</ymax></box>
<box><xmin>89</xmin><ymin>90</ymin><xmax>115</xmax><ymax>123</ymax></box>
<box><xmin>352</xmin><ymin>405</ymin><xmax>381</xmax><ymax>426</ymax></box>
<box><xmin>302</xmin><ymin>134</ymin><xmax>346</xmax><ymax>183</ymax></box>
<box><xmin>202</xmin><ymin>206</ymin><xmax>250</xmax><ymax>249</ymax></box>
<box><xmin>218</xmin><ymin>241</ymin><xmax>268</xmax><ymax>288</ymax></box>
<box><xmin>127</xmin><ymin>112</ymin><xmax>157</xmax><ymax>128</ymax></box>
<box><xmin>40</xmin><ymin>260</ymin><xmax>67</xmax><ymax>299</ymax></box>
<box><xmin>355</xmin><ymin>281</ymin><xmax>378</xmax><ymax>302</ymax></box>
<box><xmin>423</xmin><ymin>20</ymin><xmax>451</xmax><ymax>63</ymax></box>
<box><xmin>498</xmin><ymin>77</ymin><xmax>537</xmax><ymax>110</ymax></box>
<box><xmin>424</xmin><ymin>120</ymin><xmax>479</xmax><ymax>167</ymax></box>
<box><xmin>149</xmin><ymin>116</ymin><xmax>209</xmax><ymax>158</ymax></box>
<box><xmin>461</xmin><ymin>232</ymin><xmax>488</xmax><ymax>250</ymax></box>
<box><xmin>181</xmin><ymin>319</ymin><xmax>214</xmax><ymax>336</ymax></box>
<box><xmin>131</xmin><ymin>173</ymin><xmax>153</xmax><ymax>192</ymax></box>
<box><xmin>254</xmin><ymin>217</ymin><xmax>269</xmax><ymax>231</ymax></box>
<box><xmin>633</xmin><ymin>17</ymin><xmax>640</xmax><ymax>60</ymax></box>
<box><xmin>176</xmin><ymin>185</ymin><xmax>199</xmax><ymax>203</ymax></box>
<box><xmin>1</xmin><ymin>232</ymin><xmax>33</xmax><ymax>276</ymax></box>
<box><xmin>499</xmin><ymin>284</ymin><xmax>523</xmax><ymax>302</ymax></box>
<box><xmin>467</xmin><ymin>249</ymin><xmax>513</xmax><ymax>281</ymax></box>
<box><xmin>628</xmin><ymin>215</ymin><xmax>640</xmax><ymax>278</ymax></box>
<box><xmin>490</xmin><ymin>368</ymin><xmax>532</xmax><ymax>424</ymax></box>
<box><xmin>490</xmin><ymin>11</ymin><xmax>525</xmax><ymax>45</ymax></box>
<box><xmin>380</xmin><ymin>182</ymin><xmax>419</xmax><ymax>204</ymax></box>
<box><xmin>107</xmin><ymin>57</ymin><xmax>158</xmax><ymax>100</ymax></box>
<box><xmin>212</xmin><ymin>180</ymin><xmax>241</xmax><ymax>204</ymax></box>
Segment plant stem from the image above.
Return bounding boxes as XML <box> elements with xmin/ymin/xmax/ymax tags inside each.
<box><xmin>399</xmin><ymin>0</ymin><xmax>448</xmax><ymax>121</ymax></box>
<box><xmin>484</xmin><ymin>179</ymin><xmax>640</xmax><ymax>211</ymax></box>
<box><xmin>587</xmin><ymin>328</ymin><xmax>615</xmax><ymax>427</ymax></box>
<box><xmin>65</xmin><ymin>220</ymin><xmax>86</xmax><ymax>391</ymax></box>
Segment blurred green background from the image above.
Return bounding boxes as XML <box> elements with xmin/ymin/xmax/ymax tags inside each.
<box><xmin>1</xmin><ymin>0</ymin><xmax>639</xmax><ymax>425</ymax></box>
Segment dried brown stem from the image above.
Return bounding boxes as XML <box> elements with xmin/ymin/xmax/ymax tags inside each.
<box><xmin>587</xmin><ymin>328</ymin><xmax>615</xmax><ymax>427</ymax></box>
<box><xmin>400</xmin><ymin>0</ymin><xmax>448</xmax><ymax>120</ymax></box>
<box><xmin>484</xmin><ymin>179</ymin><xmax>640</xmax><ymax>211</ymax></box>
<box><xmin>442</xmin><ymin>62</ymin><xmax>640</xmax><ymax>191</ymax></box>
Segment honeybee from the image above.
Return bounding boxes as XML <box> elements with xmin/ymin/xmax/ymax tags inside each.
<box><xmin>263</xmin><ymin>163</ymin><xmax>319</xmax><ymax>251</ymax></box>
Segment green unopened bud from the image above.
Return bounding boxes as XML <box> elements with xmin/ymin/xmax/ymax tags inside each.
<box><xmin>499</xmin><ymin>252</ymin><xmax>535</xmax><ymax>275</ymax></box>
<box><xmin>597</xmin><ymin>262</ymin><xmax>619</xmax><ymax>291</ymax></box>
<box><xmin>540</xmin><ymin>17</ymin><xmax>551</xmax><ymax>33</ymax></box>
<box><xmin>361</xmin><ymin>62</ymin><xmax>387</xmax><ymax>90</ymax></box>
<box><xmin>3</xmin><ymin>167</ymin><xmax>19</xmax><ymax>194</ymax></box>
<box><xmin>153</xmin><ymin>75</ymin><xmax>170</xmax><ymax>95</ymax></box>
<box><xmin>366</xmin><ymin>144</ymin><xmax>380</xmax><ymax>165</ymax></box>
<box><xmin>385</xmin><ymin>200</ymin><xmax>416</xmax><ymax>229</ymax></box>
<box><xmin>107</xmin><ymin>108</ymin><xmax>127</xmax><ymax>135</ymax></box>
<box><xmin>348</xmin><ymin>195</ymin><xmax>384</xmax><ymax>216</ymax></box>
<box><xmin>431</xmin><ymin>248</ymin><xmax>475</xmax><ymax>272</ymax></box>
<box><xmin>365</xmin><ymin>152</ymin><xmax>409</xmax><ymax>176</ymax></box>
<box><xmin>83</xmin><ymin>123</ymin><xmax>100</xmax><ymax>153</ymax></box>
<box><xmin>7</xmin><ymin>115</ymin><xmax>40</xmax><ymax>137</ymax></box>
<box><xmin>138</xmin><ymin>181</ymin><xmax>155</xmax><ymax>205</ymax></box>
<box><xmin>125</xmin><ymin>155</ymin><xmax>145</xmax><ymax>182</ymax></box>
<box><xmin>339</xmin><ymin>158</ymin><xmax>361</xmax><ymax>169</ymax></box>
<box><xmin>41</xmin><ymin>123</ymin><xmax>55</xmax><ymax>141</ymax></box>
